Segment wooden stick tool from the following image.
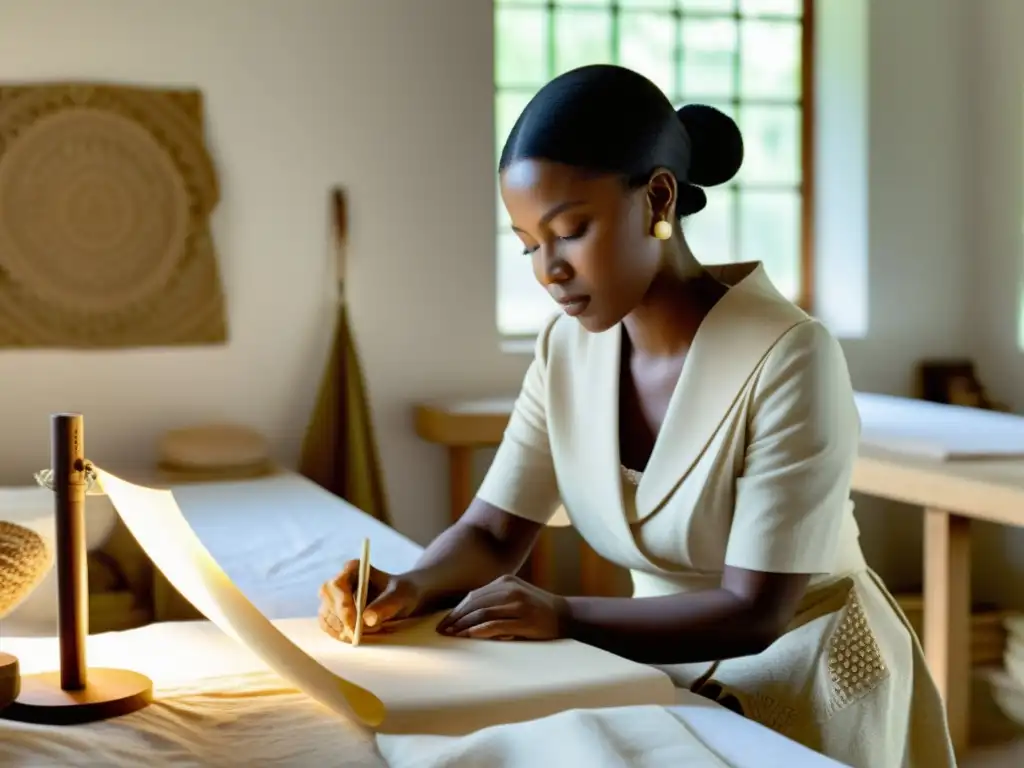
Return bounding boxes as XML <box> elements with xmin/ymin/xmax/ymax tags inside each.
<box><xmin>352</xmin><ymin>538</ymin><xmax>371</xmax><ymax>647</ymax></box>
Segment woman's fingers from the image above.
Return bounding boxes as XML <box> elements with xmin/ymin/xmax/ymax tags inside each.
<box><xmin>457</xmin><ymin>620</ymin><xmax>523</xmax><ymax>640</ymax></box>
<box><xmin>325</xmin><ymin>579</ymin><xmax>355</xmax><ymax>632</ymax></box>
<box><xmin>438</xmin><ymin>584</ymin><xmax>517</xmax><ymax>633</ymax></box>
<box><xmin>434</xmin><ymin>575</ymin><xmax>561</xmax><ymax>642</ymax></box>
<box><xmin>334</xmin><ymin>559</ymin><xmax>361</xmax><ymax>593</ymax></box>
<box><xmin>327</xmin><ymin>559</ymin><xmax>367</xmax><ymax>629</ymax></box>
<box><xmin>320</xmin><ymin>562</ymin><xmax>414</xmax><ymax>640</ymax></box>
<box><xmin>441</xmin><ymin>604</ymin><xmax>520</xmax><ymax>636</ymax></box>
<box><xmin>318</xmin><ymin>605</ymin><xmax>344</xmax><ymax>641</ymax></box>
<box><xmin>363</xmin><ymin>582</ymin><xmax>409</xmax><ymax>627</ymax></box>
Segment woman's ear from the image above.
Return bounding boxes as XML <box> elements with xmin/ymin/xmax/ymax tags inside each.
<box><xmin>645</xmin><ymin>169</ymin><xmax>677</xmax><ymax>230</ymax></box>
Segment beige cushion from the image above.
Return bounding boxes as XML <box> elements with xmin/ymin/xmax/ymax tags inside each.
<box><xmin>155</xmin><ymin>460</ymin><xmax>276</xmax><ymax>484</ymax></box>
<box><xmin>159</xmin><ymin>424</ymin><xmax>269</xmax><ymax>471</ymax></box>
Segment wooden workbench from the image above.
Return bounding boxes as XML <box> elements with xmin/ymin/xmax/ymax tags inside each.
<box><xmin>414</xmin><ymin>395</ymin><xmax>1024</xmax><ymax>753</ymax></box>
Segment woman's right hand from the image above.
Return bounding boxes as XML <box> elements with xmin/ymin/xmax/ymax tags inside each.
<box><xmin>318</xmin><ymin>560</ymin><xmax>423</xmax><ymax>643</ymax></box>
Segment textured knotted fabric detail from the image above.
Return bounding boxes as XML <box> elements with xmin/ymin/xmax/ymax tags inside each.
<box><xmin>0</xmin><ymin>521</ymin><xmax>52</xmax><ymax>618</ymax></box>
<box><xmin>825</xmin><ymin>589</ymin><xmax>889</xmax><ymax>717</ymax></box>
<box><xmin>0</xmin><ymin>83</ymin><xmax>226</xmax><ymax>348</ymax></box>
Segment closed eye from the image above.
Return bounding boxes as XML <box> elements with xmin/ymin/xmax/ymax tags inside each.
<box><xmin>560</xmin><ymin>221</ymin><xmax>589</xmax><ymax>241</ymax></box>
<box><xmin>521</xmin><ymin>222</ymin><xmax>589</xmax><ymax>255</ymax></box>
<box><xmin>518</xmin><ymin>221</ymin><xmax>590</xmax><ymax>256</ymax></box>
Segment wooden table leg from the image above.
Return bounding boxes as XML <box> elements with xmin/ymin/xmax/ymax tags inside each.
<box><xmin>923</xmin><ymin>509</ymin><xmax>971</xmax><ymax>753</ymax></box>
<box><xmin>448</xmin><ymin>445</ymin><xmax>474</xmax><ymax>524</ymax></box>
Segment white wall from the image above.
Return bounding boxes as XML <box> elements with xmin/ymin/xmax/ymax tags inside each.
<box><xmin>0</xmin><ymin>0</ymin><xmax>1021</xmax><ymax>600</ymax></box>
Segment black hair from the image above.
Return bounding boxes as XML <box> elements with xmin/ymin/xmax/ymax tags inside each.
<box><xmin>499</xmin><ymin>64</ymin><xmax>743</xmax><ymax>218</ymax></box>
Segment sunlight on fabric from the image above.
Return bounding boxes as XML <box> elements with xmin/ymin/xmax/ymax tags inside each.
<box><xmin>93</xmin><ymin>468</ymin><xmax>386</xmax><ymax>727</ymax></box>
<box><xmin>2</xmin><ymin>470</ymin><xmax>675</xmax><ymax>737</ymax></box>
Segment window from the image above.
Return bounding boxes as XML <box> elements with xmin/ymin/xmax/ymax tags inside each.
<box><xmin>494</xmin><ymin>0</ymin><xmax>814</xmax><ymax>338</ymax></box>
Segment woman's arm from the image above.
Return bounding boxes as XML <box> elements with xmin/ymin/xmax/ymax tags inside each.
<box><xmin>404</xmin><ymin>498</ymin><xmax>544</xmax><ymax>613</ymax></box>
<box><xmin>563</xmin><ymin>567</ymin><xmax>810</xmax><ymax>664</ymax></box>
<box><xmin>406</xmin><ymin>319</ymin><xmax>561</xmax><ymax>613</ymax></box>
<box><xmin>438</xmin><ymin>565</ymin><xmax>810</xmax><ymax>665</ymax></box>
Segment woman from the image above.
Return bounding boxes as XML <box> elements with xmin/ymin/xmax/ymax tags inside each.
<box><xmin>319</xmin><ymin>64</ymin><xmax>955</xmax><ymax>767</ymax></box>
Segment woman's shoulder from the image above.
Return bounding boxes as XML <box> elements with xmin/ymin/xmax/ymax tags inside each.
<box><xmin>750</xmin><ymin>317</ymin><xmax>858</xmax><ymax>434</ymax></box>
<box><xmin>761</xmin><ymin>318</ymin><xmax>849</xmax><ymax>381</ymax></box>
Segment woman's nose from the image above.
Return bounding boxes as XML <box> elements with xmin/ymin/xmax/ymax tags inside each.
<box><xmin>538</xmin><ymin>248</ymin><xmax>571</xmax><ymax>285</ymax></box>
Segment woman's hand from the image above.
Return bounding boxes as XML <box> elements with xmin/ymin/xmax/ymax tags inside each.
<box><xmin>318</xmin><ymin>560</ymin><xmax>422</xmax><ymax>643</ymax></box>
<box><xmin>436</xmin><ymin>574</ymin><xmax>569</xmax><ymax>641</ymax></box>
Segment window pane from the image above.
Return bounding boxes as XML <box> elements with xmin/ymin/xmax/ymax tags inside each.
<box><xmin>735</xmin><ymin>104</ymin><xmax>800</xmax><ymax>184</ymax></box>
<box><xmin>496</xmin><ymin>8</ymin><xmax>550</xmax><ymax>87</ymax></box>
<box><xmin>680</xmin><ymin>0</ymin><xmax>736</xmax><ymax>12</ymax></box>
<box><xmin>739</xmin><ymin>20</ymin><xmax>800</xmax><ymax>98</ymax></box>
<box><xmin>553</xmin><ymin>10</ymin><xmax>614</xmax><ymax>75</ymax></box>
<box><xmin>680</xmin><ymin>18</ymin><xmax>737</xmax><ymax>100</ymax></box>
<box><xmin>620</xmin><ymin>12</ymin><xmax>677</xmax><ymax>96</ymax></box>
<box><xmin>496</xmin><ymin>0</ymin><xmax>546</xmax><ymax>4</ymax></box>
<box><xmin>739</xmin><ymin>0</ymin><xmax>802</xmax><ymax>17</ymax></box>
<box><xmin>683</xmin><ymin>187</ymin><xmax>735</xmax><ymax>263</ymax></box>
<box><xmin>496</xmin><ymin>90</ymin><xmax>534</xmax><ymax>159</ymax></box>
<box><xmin>738</xmin><ymin>189</ymin><xmax>800</xmax><ymax>299</ymax></box>
<box><xmin>558</xmin><ymin>0</ymin><xmax>613</xmax><ymax>5</ymax></box>
<box><xmin>497</xmin><ymin>234</ymin><xmax>552</xmax><ymax>336</ymax></box>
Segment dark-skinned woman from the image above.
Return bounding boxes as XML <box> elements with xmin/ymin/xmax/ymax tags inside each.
<box><xmin>320</xmin><ymin>64</ymin><xmax>955</xmax><ymax>768</ymax></box>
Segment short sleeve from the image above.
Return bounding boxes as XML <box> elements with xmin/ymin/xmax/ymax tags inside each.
<box><xmin>475</xmin><ymin>317</ymin><xmax>562</xmax><ymax>524</ymax></box>
<box><xmin>724</xmin><ymin>320</ymin><xmax>860</xmax><ymax>574</ymax></box>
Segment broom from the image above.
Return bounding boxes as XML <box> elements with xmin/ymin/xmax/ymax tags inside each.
<box><xmin>298</xmin><ymin>188</ymin><xmax>389</xmax><ymax>522</ymax></box>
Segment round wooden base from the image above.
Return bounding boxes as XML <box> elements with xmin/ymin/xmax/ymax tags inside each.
<box><xmin>0</xmin><ymin>668</ymin><xmax>153</xmax><ymax>725</ymax></box>
<box><xmin>0</xmin><ymin>652</ymin><xmax>19</xmax><ymax>710</ymax></box>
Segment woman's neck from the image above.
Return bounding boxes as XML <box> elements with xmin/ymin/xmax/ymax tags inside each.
<box><xmin>622</xmin><ymin>260</ymin><xmax>728</xmax><ymax>359</ymax></box>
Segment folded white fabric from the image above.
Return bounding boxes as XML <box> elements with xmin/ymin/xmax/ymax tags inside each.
<box><xmin>0</xmin><ymin>681</ymin><xmax>385</xmax><ymax>768</ymax></box>
<box><xmin>377</xmin><ymin>705</ymin><xmax>732</xmax><ymax>768</ymax></box>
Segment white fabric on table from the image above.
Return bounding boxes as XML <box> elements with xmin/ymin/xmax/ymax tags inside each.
<box><xmin>378</xmin><ymin>691</ymin><xmax>848</xmax><ymax>768</ymax></box>
<box><xmin>171</xmin><ymin>473</ymin><xmax>422</xmax><ymax>619</ymax></box>
<box><xmin>0</xmin><ymin>473</ymin><xmax>841</xmax><ymax>767</ymax></box>
<box><xmin>668</xmin><ymin>691</ymin><xmax>848</xmax><ymax>768</ymax></box>
<box><xmin>0</xmin><ymin>676</ymin><xmax>383</xmax><ymax>768</ymax></box>
<box><xmin>378</xmin><ymin>705</ymin><xmax>730</xmax><ymax>767</ymax></box>
<box><xmin>1</xmin><ymin>621</ymin><xmax>840</xmax><ymax>768</ymax></box>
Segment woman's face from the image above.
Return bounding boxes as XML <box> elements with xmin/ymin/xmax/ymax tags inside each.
<box><xmin>500</xmin><ymin>159</ymin><xmax>670</xmax><ymax>333</ymax></box>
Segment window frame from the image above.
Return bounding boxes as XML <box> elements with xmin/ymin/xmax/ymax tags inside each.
<box><xmin>494</xmin><ymin>0</ymin><xmax>817</xmax><ymax>343</ymax></box>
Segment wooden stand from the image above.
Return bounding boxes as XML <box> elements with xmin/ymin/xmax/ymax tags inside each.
<box><xmin>0</xmin><ymin>413</ymin><xmax>153</xmax><ymax>725</ymax></box>
<box><xmin>0</xmin><ymin>652</ymin><xmax>19</xmax><ymax>710</ymax></box>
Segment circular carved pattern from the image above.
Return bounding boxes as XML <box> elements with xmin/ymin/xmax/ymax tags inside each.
<box><xmin>0</xmin><ymin>107</ymin><xmax>189</xmax><ymax>315</ymax></box>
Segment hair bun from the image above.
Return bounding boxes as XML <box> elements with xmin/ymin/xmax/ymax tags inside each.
<box><xmin>677</xmin><ymin>104</ymin><xmax>743</xmax><ymax>187</ymax></box>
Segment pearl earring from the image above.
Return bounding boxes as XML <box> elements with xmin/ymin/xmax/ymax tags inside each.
<box><xmin>653</xmin><ymin>219</ymin><xmax>673</xmax><ymax>240</ymax></box>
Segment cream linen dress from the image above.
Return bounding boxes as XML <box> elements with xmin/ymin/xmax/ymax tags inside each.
<box><xmin>476</xmin><ymin>263</ymin><xmax>957</xmax><ymax>768</ymax></box>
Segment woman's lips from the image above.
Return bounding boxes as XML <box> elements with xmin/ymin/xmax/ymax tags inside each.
<box><xmin>557</xmin><ymin>296</ymin><xmax>590</xmax><ymax>317</ymax></box>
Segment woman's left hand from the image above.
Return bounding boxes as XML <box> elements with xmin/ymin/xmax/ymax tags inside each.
<box><xmin>436</xmin><ymin>574</ymin><xmax>570</xmax><ymax>641</ymax></box>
